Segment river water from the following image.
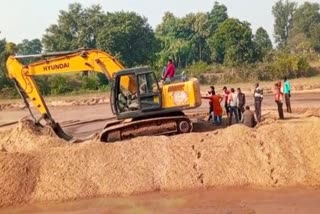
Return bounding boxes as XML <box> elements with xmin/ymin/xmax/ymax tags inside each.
<box><xmin>2</xmin><ymin>188</ymin><xmax>320</xmax><ymax>214</ymax></box>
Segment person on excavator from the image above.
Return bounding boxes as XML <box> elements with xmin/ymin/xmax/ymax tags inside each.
<box><xmin>162</xmin><ymin>59</ymin><xmax>175</xmax><ymax>83</ymax></box>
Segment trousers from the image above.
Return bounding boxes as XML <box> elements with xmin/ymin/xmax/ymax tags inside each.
<box><xmin>254</xmin><ymin>99</ymin><xmax>262</xmax><ymax>122</ymax></box>
<box><xmin>276</xmin><ymin>101</ymin><xmax>284</xmax><ymax>119</ymax></box>
<box><xmin>285</xmin><ymin>94</ymin><xmax>292</xmax><ymax>113</ymax></box>
<box><xmin>229</xmin><ymin>106</ymin><xmax>239</xmax><ymax>125</ymax></box>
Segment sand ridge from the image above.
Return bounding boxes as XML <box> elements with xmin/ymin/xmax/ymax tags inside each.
<box><xmin>0</xmin><ymin>110</ymin><xmax>320</xmax><ymax>207</ymax></box>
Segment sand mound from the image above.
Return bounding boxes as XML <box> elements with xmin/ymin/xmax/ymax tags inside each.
<box><xmin>0</xmin><ymin>114</ymin><xmax>320</xmax><ymax>207</ymax></box>
<box><xmin>0</xmin><ymin>119</ymin><xmax>65</xmax><ymax>153</ymax></box>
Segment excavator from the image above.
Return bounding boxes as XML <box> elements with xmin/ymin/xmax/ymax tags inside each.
<box><xmin>6</xmin><ymin>49</ymin><xmax>202</xmax><ymax>142</ymax></box>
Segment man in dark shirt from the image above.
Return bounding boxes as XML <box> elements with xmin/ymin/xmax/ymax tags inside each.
<box><xmin>241</xmin><ymin>106</ymin><xmax>257</xmax><ymax>128</ymax></box>
<box><xmin>237</xmin><ymin>88</ymin><xmax>246</xmax><ymax>121</ymax></box>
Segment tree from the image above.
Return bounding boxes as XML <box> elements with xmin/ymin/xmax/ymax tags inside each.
<box><xmin>5</xmin><ymin>42</ymin><xmax>17</xmax><ymax>55</ymax></box>
<box><xmin>209</xmin><ymin>18</ymin><xmax>257</xmax><ymax>65</ymax></box>
<box><xmin>272</xmin><ymin>0</ymin><xmax>297</xmax><ymax>48</ymax></box>
<box><xmin>287</xmin><ymin>33</ymin><xmax>313</xmax><ymax>53</ymax></box>
<box><xmin>292</xmin><ymin>2</ymin><xmax>320</xmax><ymax>38</ymax></box>
<box><xmin>254</xmin><ymin>27</ymin><xmax>273</xmax><ymax>60</ymax></box>
<box><xmin>0</xmin><ymin>39</ymin><xmax>15</xmax><ymax>90</ymax></box>
<box><xmin>42</xmin><ymin>3</ymin><xmax>104</xmax><ymax>51</ymax></box>
<box><xmin>310</xmin><ymin>23</ymin><xmax>320</xmax><ymax>52</ymax></box>
<box><xmin>208</xmin><ymin>2</ymin><xmax>228</xmax><ymax>35</ymax></box>
<box><xmin>17</xmin><ymin>39</ymin><xmax>42</xmax><ymax>55</ymax></box>
<box><xmin>182</xmin><ymin>12</ymin><xmax>210</xmax><ymax>62</ymax></box>
<box><xmin>156</xmin><ymin>12</ymin><xmax>195</xmax><ymax>68</ymax></box>
<box><xmin>97</xmin><ymin>12</ymin><xmax>157</xmax><ymax>67</ymax></box>
<box><xmin>290</xmin><ymin>2</ymin><xmax>320</xmax><ymax>52</ymax></box>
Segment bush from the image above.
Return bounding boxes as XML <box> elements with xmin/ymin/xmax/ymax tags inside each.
<box><xmin>0</xmin><ymin>87</ymin><xmax>18</xmax><ymax>98</ymax></box>
<box><xmin>50</xmin><ymin>75</ymin><xmax>73</xmax><ymax>95</ymax></box>
<box><xmin>186</xmin><ymin>61</ymin><xmax>210</xmax><ymax>77</ymax></box>
<box><xmin>34</xmin><ymin>76</ymin><xmax>51</xmax><ymax>96</ymax></box>
<box><xmin>81</xmin><ymin>75</ymin><xmax>100</xmax><ymax>90</ymax></box>
<box><xmin>261</xmin><ymin>52</ymin><xmax>312</xmax><ymax>80</ymax></box>
<box><xmin>97</xmin><ymin>73</ymin><xmax>109</xmax><ymax>86</ymax></box>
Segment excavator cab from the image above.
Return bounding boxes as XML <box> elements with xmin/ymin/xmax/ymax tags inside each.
<box><xmin>111</xmin><ymin>67</ymin><xmax>162</xmax><ymax>119</ymax></box>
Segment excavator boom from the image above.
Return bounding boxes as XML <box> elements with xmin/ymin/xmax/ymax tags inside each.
<box><xmin>6</xmin><ymin>49</ymin><xmax>201</xmax><ymax>143</ymax></box>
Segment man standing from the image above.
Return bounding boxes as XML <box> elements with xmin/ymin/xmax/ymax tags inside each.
<box><xmin>283</xmin><ymin>76</ymin><xmax>292</xmax><ymax>113</ymax></box>
<box><xmin>237</xmin><ymin>88</ymin><xmax>246</xmax><ymax>121</ymax></box>
<box><xmin>254</xmin><ymin>83</ymin><xmax>263</xmax><ymax>123</ymax></box>
<box><xmin>207</xmin><ymin>86</ymin><xmax>215</xmax><ymax>121</ymax></box>
<box><xmin>223</xmin><ymin>86</ymin><xmax>230</xmax><ymax>117</ymax></box>
<box><xmin>241</xmin><ymin>106</ymin><xmax>257</xmax><ymax>128</ymax></box>
<box><xmin>202</xmin><ymin>91</ymin><xmax>223</xmax><ymax>125</ymax></box>
<box><xmin>162</xmin><ymin>59</ymin><xmax>175</xmax><ymax>83</ymax></box>
<box><xmin>228</xmin><ymin>88</ymin><xmax>239</xmax><ymax>125</ymax></box>
<box><xmin>275</xmin><ymin>82</ymin><xmax>284</xmax><ymax>119</ymax></box>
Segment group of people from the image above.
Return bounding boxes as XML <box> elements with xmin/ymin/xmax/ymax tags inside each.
<box><xmin>161</xmin><ymin>58</ymin><xmax>293</xmax><ymax>126</ymax></box>
<box><xmin>202</xmin><ymin>86</ymin><xmax>255</xmax><ymax>127</ymax></box>
<box><xmin>202</xmin><ymin>77</ymin><xmax>292</xmax><ymax>128</ymax></box>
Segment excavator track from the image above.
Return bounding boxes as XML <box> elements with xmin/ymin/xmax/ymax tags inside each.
<box><xmin>99</xmin><ymin>115</ymin><xmax>193</xmax><ymax>142</ymax></box>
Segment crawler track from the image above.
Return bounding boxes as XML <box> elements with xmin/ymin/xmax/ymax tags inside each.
<box><xmin>100</xmin><ymin>115</ymin><xmax>193</xmax><ymax>142</ymax></box>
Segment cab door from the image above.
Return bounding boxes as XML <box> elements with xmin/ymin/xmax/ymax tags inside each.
<box><xmin>137</xmin><ymin>71</ymin><xmax>161</xmax><ymax>112</ymax></box>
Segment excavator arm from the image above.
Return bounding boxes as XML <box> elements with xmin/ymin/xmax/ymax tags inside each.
<box><xmin>6</xmin><ymin>49</ymin><xmax>135</xmax><ymax>140</ymax></box>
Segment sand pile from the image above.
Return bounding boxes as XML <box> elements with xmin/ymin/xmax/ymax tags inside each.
<box><xmin>0</xmin><ymin>119</ymin><xmax>65</xmax><ymax>152</ymax></box>
<box><xmin>0</xmin><ymin>115</ymin><xmax>320</xmax><ymax>207</ymax></box>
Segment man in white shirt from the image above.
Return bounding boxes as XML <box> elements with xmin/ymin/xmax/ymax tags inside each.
<box><xmin>228</xmin><ymin>88</ymin><xmax>239</xmax><ymax>125</ymax></box>
<box><xmin>254</xmin><ymin>83</ymin><xmax>263</xmax><ymax>122</ymax></box>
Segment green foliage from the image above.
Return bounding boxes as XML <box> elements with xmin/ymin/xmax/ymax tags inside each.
<box><xmin>208</xmin><ymin>1</ymin><xmax>228</xmax><ymax>35</ymax></box>
<box><xmin>42</xmin><ymin>3</ymin><xmax>105</xmax><ymax>51</ymax></box>
<box><xmin>269</xmin><ymin>53</ymin><xmax>311</xmax><ymax>78</ymax></box>
<box><xmin>17</xmin><ymin>39</ymin><xmax>42</xmax><ymax>55</ymax></box>
<box><xmin>16</xmin><ymin>39</ymin><xmax>43</xmax><ymax>64</ymax></box>
<box><xmin>81</xmin><ymin>75</ymin><xmax>99</xmax><ymax>90</ymax></box>
<box><xmin>254</xmin><ymin>27</ymin><xmax>273</xmax><ymax>60</ymax></box>
<box><xmin>97</xmin><ymin>11</ymin><xmax>157</xmax><ymax>67</ymax></box>
<box><xmin>209</xmin><ymin>18</ymin><xmax>257</xmax><ymax>65</ymax></box>
<box><xmin>272</xmin><ymin>0</ymin><xmax>297</xmax><ymax>48</ymax></box>
<box><xmin>34</xmin><ymin>77</ymin><xmax>51</xmax><ymax>96</ymax></box>
<box><xmin>186</xmin><ymin>61</ymin><xmax>210</xmax><ymax>77</ymax></box>
<box><xmin>50</xmin><ymin>75</ymin><xmax>73</xmax><ymax>95</ymax></box>
<box><xmin>289</xmin><ymin>2</ymin><xmax>320</xmax><ymax>53</ymax></box>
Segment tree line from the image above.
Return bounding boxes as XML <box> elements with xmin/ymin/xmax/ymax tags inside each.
<box><xmin>1</xmin><ymin>0</ymin><xmax>320</xmax><ymax>96</ymax></box>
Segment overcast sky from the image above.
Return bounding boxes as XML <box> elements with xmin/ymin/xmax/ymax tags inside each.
<box><xmin>0</xmin><ymin>0</ymin><xmax>317</xmax><ymax>43</ymax></box>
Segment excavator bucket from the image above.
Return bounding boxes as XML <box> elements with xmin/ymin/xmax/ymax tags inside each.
<box><xmin>52</xmin><ymin>123</ymin><xmax>74</xmax><ymax>141</ymax></box>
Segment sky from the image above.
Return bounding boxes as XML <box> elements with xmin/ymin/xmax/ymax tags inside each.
<box><xmin>0</xmin><ymin>0</ymin><xmax>317</xmax><ymax>44</ymax></box>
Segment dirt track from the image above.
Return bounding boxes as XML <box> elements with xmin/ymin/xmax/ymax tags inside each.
<box><xmin>1</xmin><ymin>92</ymin><xmax>320</xmax><ymax>138</ymax></box>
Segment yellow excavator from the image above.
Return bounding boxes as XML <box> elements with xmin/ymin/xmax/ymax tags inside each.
<box><xmin>6</xmin><ymin>49</ymin><xmax>202</xmax><ymax>142</ymax></box>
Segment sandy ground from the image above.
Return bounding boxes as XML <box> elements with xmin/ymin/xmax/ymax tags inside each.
<box><xmin>0</xmin><ymin>90</ymin><xmax>320</xmax><ymax>212</ymax></box>
<box><xmin>1</xmin><ymin>91</ymin><xmax>320</xmax><ymax>137</ymax></box>
<box><xmin>2</xmin><ymin>188</ymin><xmax>320</xmax><ymax>214</ymax></box>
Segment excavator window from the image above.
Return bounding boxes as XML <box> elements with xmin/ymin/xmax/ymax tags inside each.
<box><xmin>137</xmin><ymin>72</ymin><xmax>160</xmax><ymax>111</ymax></box>
<box><xmin>114</xmin><ymin>70</ymin><xmax>161</xmax><ymax>116</ymax></box>
<box><xmin>116</xmin><ymin>74</ymin><xmax>138</xmax><ymax>113</ymax></box>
